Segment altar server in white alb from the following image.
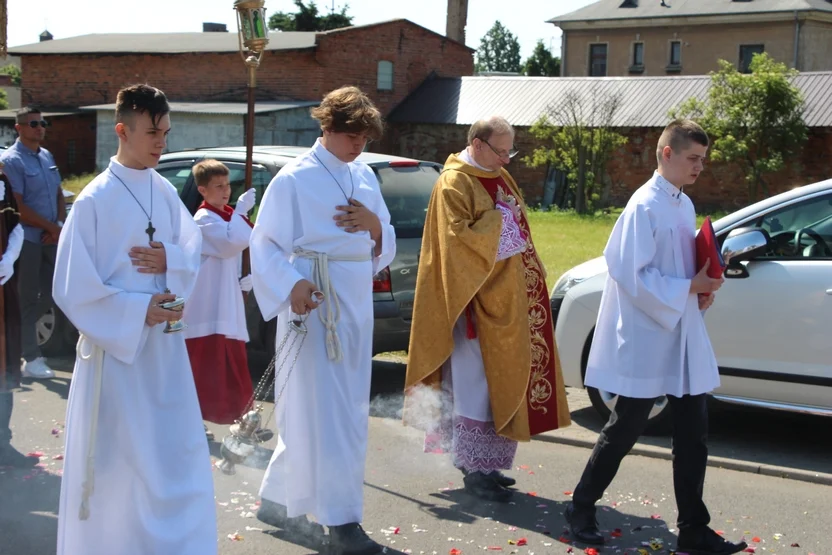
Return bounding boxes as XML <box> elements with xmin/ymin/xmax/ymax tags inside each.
<box><xmin>52</xmin><ymin>84</ymin><xmax>217</xmax><ymax>555</ymax></box>
<box><xmin>183</xmin><ymin>159</ymin><xmax>256</xmax><ymax>428</ymax></box>
<box><xmin>251</xmin><ymin>86</ymin><xmax>395</xmax><ymax>555</ymax></box>
<box><xmin>564</xmin><ymin>120</ymin><xmax>747</xmax><ymax>555</ymax></box>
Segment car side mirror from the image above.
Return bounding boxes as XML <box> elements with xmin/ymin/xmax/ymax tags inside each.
<box><xmin>721</xmin><ymin>227</ymin><xmax>770</xmax><ymax>279</ymax></box>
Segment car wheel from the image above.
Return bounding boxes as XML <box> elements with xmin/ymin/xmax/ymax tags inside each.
<box><xmin>586</xmin><ymin>386</ymin><xmax>673</xmax><ymax>435</ymax></box>
<box><xmin>37</xmin><ymin>306</ymin><xmax>78</xmax><ymax>358</ymax></box>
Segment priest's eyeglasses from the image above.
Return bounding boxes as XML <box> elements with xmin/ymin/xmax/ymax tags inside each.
<box><xmin>483</xmin><ymin>139</ymin><xmax>519</xmax><ymax>160</ymax></box>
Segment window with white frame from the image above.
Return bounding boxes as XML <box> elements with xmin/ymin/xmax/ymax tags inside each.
<box><xmin>377</xmin><ymin>61</ymin><xmax>394</xmax><ymax>91</ymax></box>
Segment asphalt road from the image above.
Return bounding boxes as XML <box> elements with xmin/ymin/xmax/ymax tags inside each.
<box><xmin>1</xmin><ymin>356</ymin><xmax>830</xmax><ymax>555</ymax></box>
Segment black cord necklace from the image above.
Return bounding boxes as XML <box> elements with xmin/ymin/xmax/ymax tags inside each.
<box><xmin>109</xmin><ymin>169</ymin><xmax>156</xmax><ymax>241</ymax></box>
<box><xmin>312</xmin><ymin>152</ymin><xmax>354</xmax><ymax>203</ymax></box>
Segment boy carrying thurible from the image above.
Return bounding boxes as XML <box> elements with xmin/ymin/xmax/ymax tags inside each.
<box><xmin>183</xmin><ymin>159</ymin><xmax>256</xmax><ymax>425</ymax></box>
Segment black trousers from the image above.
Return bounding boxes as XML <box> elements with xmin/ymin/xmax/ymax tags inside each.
<box><xmin>572</xmin><ymin>394</ymin><xmax>710</xmax><ymax>530</ymax></box>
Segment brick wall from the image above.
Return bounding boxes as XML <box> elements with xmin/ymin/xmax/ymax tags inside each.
<box><xmin>384</xmin><ymin>123</ymin><xmax>832</xmax><ymax>211</ymax></box>
<box><xmin>19</xmin><ymin>21</ymin><xmax>474</xmax><ymax>115</ymax></box>
<box><xmin>43</xmin><ymin>113</ymin><xmax>97</xmax><ymax>177</ymax></box>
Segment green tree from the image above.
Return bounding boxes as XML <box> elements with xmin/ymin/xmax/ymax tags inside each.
<box><xmin>475</xmin><ymin>21</ymin><xmax>521</xmax><ymax>74</ymax></box>
<box><xmin>524</xmin><ymin>88</ymin><xmax>627</xmax><ymax>214</ymax></box>
<box><xmin>670</xmin><ymin>53</ymin><xmax>807</xmax><ymax>201</ymax></box>
<box><xmin>522</xmin><ymin>40</ymin><xmax>560</xmax><ymax>77</ymax></box>
<box><xmin>268</xmin><ymin>0</ymin><xmax>353</xmax><ymax>32</ymax></box>
<box><xmin>0</xmin><ymin>64</ymin><xmax>21</xmax><ymax>86</ymax></box>
<box><xmin>0</xmin><ymin>89</ymin><xmax>8</xmax><ymax>111</ymax></box>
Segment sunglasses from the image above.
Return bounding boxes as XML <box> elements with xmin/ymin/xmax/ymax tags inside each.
<box><xmin>26</xmin><ymin>120</ymin><xmax>48</xmax><ymax>128</ymax></box>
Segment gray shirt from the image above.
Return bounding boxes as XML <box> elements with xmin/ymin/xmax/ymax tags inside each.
<box><xmin>0</xmin><ymin>139</ymin><xmax>62</xmax><ymax>243</ymax></box>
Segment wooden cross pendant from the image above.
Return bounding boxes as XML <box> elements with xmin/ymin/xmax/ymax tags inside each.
<box><xmin>146</xmin><ymin>220</ymin><xmax>156</xmax><ymax>242</ymax></box>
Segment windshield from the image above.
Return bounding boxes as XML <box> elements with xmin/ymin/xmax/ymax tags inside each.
<box><xmin>374</xmin><ymin>164</ymin><xmax>439</xmax><ymax>239</ymax></box>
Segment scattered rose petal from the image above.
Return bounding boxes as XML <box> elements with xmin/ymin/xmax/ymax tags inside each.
<box><xmin>226</xmin><ymin>532</ymin><xmax>243</xmax><ymax>541</ymax></box>
<box><xmin>752</xmin><ymin>536</ymin><xmax>761</xmax><ymax>543</ymax></box>
<box><xmin>26</xmin><ymin>452</ymin><xmax>43</xmax><ymax>458</ymax></box>
<box><xmin>585</xmin><ymin>549</ymin><xmax>599</xmax><ymax>555</ymax></box>
<box><xmin>487</xmin><ymin>547</ymin><xmax>502</xmax><ymax>551</ymax></box>
<box><xmin>611</xmin><ymin>529</ymin><xmax>622</xmax><ymax>538</ymax></box>
<box><xmin>394</xmin><ymin>527</ymin><xmax>400</xmax><ymax>535</ymax></box>
<box><xmin>516</xmin><ymin>539</ymin><xmax>527</xmax><ymax>546</ymax></box>
<box><xmin>563</xmin><ymin>491</ymin><xmax>573</xmax><ymax>496</ymax></box>
<box><xmin>527</xmin><ymin>492</ymin><xmax>537</xmax><ymax>497</ymax></box>
<box><xmin>743</xmin><ymin>548</ymin><xmax>756</xmax><ymax>553</ymax></box>
<box><xmin>790</xmin><ymin>543</ymin><xmax>800</xmax><ymax>547</ymax></box>
<box><xmin>650</xmin><ymin>514</ymin><xmax>661</xmax><ymax>519</ymax></box>
<box><xmin>52</xmin><ymin>454</ymin><xmax>64</xmax><ymax>460</ymax></box>
<box><xmin>450</xmin><ymin>549</ymin><xmax>461</xmax><ymax>555</ymax></box>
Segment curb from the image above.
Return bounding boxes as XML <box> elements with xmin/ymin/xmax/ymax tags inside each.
<box><xmin>535</xmin><ymin>432</ymin><xmax>832</xmax><ymax>487</ymax></box>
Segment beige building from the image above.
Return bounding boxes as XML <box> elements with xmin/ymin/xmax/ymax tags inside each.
<box><xmin>549</xmin><ymin>0</ymin><xmax>832</xmax><ymax>77</ymax></box>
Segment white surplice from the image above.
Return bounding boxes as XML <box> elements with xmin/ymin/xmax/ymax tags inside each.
<box><xmin>53</xmin><ymin>158</ymin><xmax>217</xmax><ymax>555</ymax></box>
<box><xmin>251</xmin><ymin>139</ymin><xmax>395</xmax><ymax>526</ymax></box>
<box><xmin>443</xmin><ymin>149</ymin><xmax>497</xmax><ymax>422</ymax></box>
<box><xmin>183</xmin><ymin>207</ymin><xmax>251</xmax><ymax>341</ymax></box>
<box><xmin>584</xmin><ymin>172</ymin><xmax>720</xmax><ymax>399</ymax></box>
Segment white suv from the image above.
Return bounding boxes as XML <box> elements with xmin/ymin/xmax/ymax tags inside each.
<box><xmin>551</xmin><ymin>179</ymin><xmax>832</xmax><ymax>433</ymax></box>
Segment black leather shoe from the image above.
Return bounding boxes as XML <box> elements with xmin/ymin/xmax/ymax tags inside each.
<box><xmin>0</xmin><ymin>444</ymin><xmax>39</xmax><ymax>468</ymax></box>
<box><xmin>458</xmin><ymin>467</ymin><xmax>517</xmax><ymax>488</ymax></box>
<box><xmin>677</xmin><ymin>526</ymin><xmax>748</xmax><ymax>555</ymax></box>
<box><xmin>564</xmin><ymin>502</ymin><xmax>605</xmax><ymax>545</ymax></box>
<box><xmin>328</xmin><ymin>522</ymin><xmax>383</xmax><ymax>555</ymax></box>
<box><xmin>463</xmin><ymin>471</ymin><xmax>513</xmax><ymax>502</ymax></box>
<box><xmin>256</xmin><ymin>499</ymin><xmax>325</xmax><ymax>541</ymax></box>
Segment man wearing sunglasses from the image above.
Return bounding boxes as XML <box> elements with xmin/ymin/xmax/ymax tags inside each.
<box><xmin>406</xmin><ymin>116</ymin><xmax>571</xmax><ymax>502</ymax></box>
<box><xmin>0</xmin><ymin>106</ymin><xmax>65</xmax><ymax>379</ymax></box>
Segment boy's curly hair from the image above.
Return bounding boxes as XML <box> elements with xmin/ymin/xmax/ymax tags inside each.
<box><xmin>310</xmin><ymin>86</ymin><xmax>384</xmax><ymax>141</ymax></box>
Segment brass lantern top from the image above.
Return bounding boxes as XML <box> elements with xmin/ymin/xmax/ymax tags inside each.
<box><xmin>234</xmin><ymin>0</ymin><xmax>269</xmax><ymax>56</ymax></box>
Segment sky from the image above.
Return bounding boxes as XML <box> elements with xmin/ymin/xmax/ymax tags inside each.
<box><xmin>6</xmin><ymin>0</ymin><xmax>597</xmax><ymax>60</ymax></box>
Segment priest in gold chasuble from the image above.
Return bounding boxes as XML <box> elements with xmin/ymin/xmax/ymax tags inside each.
<box><xmin>404</xmin><ymin>117</ymin><xmax>571</xmax><ymax>502</ymax></box>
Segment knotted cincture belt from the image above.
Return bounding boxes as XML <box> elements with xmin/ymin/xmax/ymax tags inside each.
<box><xmin>293</xmin><ymin>248</ymin><xmax>373</xmax><ymax>362</ymax></box>
<box><xmin>77</xmin><ymin>334</ymin><xmax>104</xmax><ymax>521</ymax></box>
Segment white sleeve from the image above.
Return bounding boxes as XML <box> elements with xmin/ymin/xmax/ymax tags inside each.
<box><xmin>196</xmin><ymin>212</ymin><xmax>252</xmax><ymax>259</ymax></box>
<box><xmin>52</xmin><ymin>195</ymin><xmax>151</xmax><ymax>365</ymax></box>
<box><xmin>366</xmin><ymin>169</ymin><xmax>396</xmax><ymax>274</ymax></box>
<box><xmin>604</xmin><ymin>203</ymin><xmax>691</xmax><ymax>331</ymax></box>
<box><xmin>3</xmin><ymin>223</ymin><xmax>23</xmax><ymax>264</ymax></box>
<box><xmin>159</xmin><ymin>191</ymin><xmax>203</xmax><ymax>301</ymax></box>
<box><xmin>250</xmin><ymin>173</ymin><xmax>305</xmax><ymax>320</ymax></box>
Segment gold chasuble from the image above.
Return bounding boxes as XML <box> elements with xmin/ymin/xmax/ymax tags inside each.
<box><xmin>405</xmin><ymin>154</ymin><xmax>570</xmax><ymax>442</ymax></box>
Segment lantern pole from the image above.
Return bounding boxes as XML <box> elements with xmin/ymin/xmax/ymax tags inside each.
<box><xmin>234</xmin><ymin>0</ymin><xmax>269</xmax><ymax>291</ymax></box>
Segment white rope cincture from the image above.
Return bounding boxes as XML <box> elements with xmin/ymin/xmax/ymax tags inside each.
<box><xmin>293</xmin><ymin>248</ymin><xmax>372</xmax><ymax>362</ymax></box>
<box><xmin>77</xmin><ymin>334</ymin><xmax>104</xmax><ymax>521</ymax></box>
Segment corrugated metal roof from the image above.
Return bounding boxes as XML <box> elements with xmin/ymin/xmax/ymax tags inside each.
<box><xmin>8</xmin><ymin>32</ymin><xmax>317</xmax><ymax>55</ymax></box>
<box><xmin>388</xmin><ymin>73</ymin><xmax>832</xmax><ymax>128</ymax></box>
<box><xmin>549</xmin><ymin>0</ymin><xmax>832</xmax><ymax>24</ymax></box>
<box><xmin>79</xmin><ymin>101</ymin><xmax>318</xmax><ymax>116</ymax></box>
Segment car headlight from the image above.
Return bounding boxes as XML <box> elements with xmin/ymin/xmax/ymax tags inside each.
<box><xmin>552</xmin><ymin>272</ymin><xmax>590</xmax><ymax>296</ymax></box>
<box><xmin>551</xmin><ymin>257</ymin><xmax>607</xmax><ymax>297</ymax></box>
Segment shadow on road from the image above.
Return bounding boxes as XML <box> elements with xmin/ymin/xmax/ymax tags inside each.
<box><xmin>569</xmin><ymin>400</ymin><xmax>832</xmax><ymax>476</ymax></box>
<box><xmin>366</xmin><ymin>481</ymin><xmax>676</xmax><ymax>552</ymax></box>
<box><xmin>0</xmin><ymin>466</ymin><xmax>61</xmax><ymax>555</ymax></box>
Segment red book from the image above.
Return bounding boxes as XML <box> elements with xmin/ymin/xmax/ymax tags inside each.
<box><xmin>695</xmin><ymin>216</ymin><xmax>725</xmax><ymax>279</ymax></box>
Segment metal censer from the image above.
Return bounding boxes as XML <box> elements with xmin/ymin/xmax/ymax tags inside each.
<box><xmin>217</xmin><ymin>291</ymin><xmax>322</xmax><ymax>474</ymax></box>
<box><xmin>160</xmin><ymin>288</ymin><xmax>186</xmax><ymax>333</ymax></box>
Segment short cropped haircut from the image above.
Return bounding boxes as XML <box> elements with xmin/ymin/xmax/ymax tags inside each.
<box><xmin>310</xmin><ymin>86</ymin><xmax>384</xmax><ymax>141</ymax></box>
<box><xmin>192</xmin><ymin>159</ymin><xmax>230</xmax><ymax>188</ymax></box>
<box><xmin>16</xmin><ymin>106</ymin><xmax>41</xmax><ymax>123</ymax></box>
<box><xmin>116</xmin><ymin>84</ymin><xmax>170</xmax><ymax>128</ymax></box>
<box><xmin>467</xmin><ymin>116</ymin><xmax>514</xmax><ymax>146</ymax></box>
<box><xmin>656</xmin><ymin>119</ymin><xmax>709</xmax><ymax>163</ymax></box>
